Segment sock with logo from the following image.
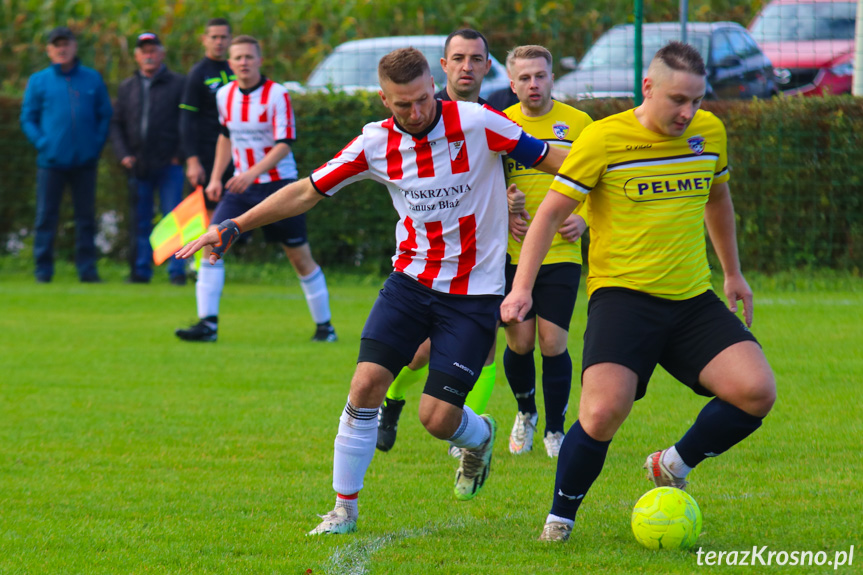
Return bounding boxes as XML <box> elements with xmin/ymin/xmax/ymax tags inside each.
<box><xmin>674</xmin><ymin>397</ymin><xmax>764</xmax><ymax>468</ymax></box>
<box><xmin>196</xmin><ymin>258</ymin><xmax>224</xmax><ymax>319</ymax></box>
<box><xmin>504</xmin><ymin>346</ymin><xmax>537</xmax><ymax>414</ymax></box>
<box><xmin>464</xmin><ymin>361</ymin><xmax>496</xmax><ymax>414</ymax></box>
<box><xmin>386</xmin><ymin>364</ymin><xmax>428</xmax><ymax>402</ymax></box>
<box><xmin>549</xmin><ymin>420</ymin><xmax>611</xmax><ymax>521</ymax></box>
<box><xmin>541</xmin><ymin>351</ymin><xmax>572</xmax><ymax>434</ymax></box>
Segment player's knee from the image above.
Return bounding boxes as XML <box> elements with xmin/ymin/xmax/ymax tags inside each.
<box><xmin>747</xmin><ymin>373</ymin><xmax>777</xmax><ymax>417</ymax></box>
<box><xmin>578</xmin><ymin>402</ymin><xmax>628</xmax><ymax>442</ymax></box>
<box><xmin>507</xmin><ymin>339</ymin><xmax>534</xmax><ymax>355</ymax></box>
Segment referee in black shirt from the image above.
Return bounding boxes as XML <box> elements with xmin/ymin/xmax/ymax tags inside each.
<box><xmin>179</xmin><ymin>18</ymin><xmax>235</xmax><ymax>210</ymax></box>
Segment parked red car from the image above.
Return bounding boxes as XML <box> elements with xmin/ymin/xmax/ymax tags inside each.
<box><xmin>749</xmin><ymin>0</ymin><xmax>857</xmax><ymax>95</ymax></box>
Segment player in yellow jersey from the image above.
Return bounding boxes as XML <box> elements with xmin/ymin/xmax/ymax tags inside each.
<box><xmin>502</xmin><ymin>42</ymin><xmax>776</xmax><ymax>542</ymax></box>
<box><xmin>499</xmin><ymin>46</ymin><xmax>593</xmax><ymax>458</ymax></box>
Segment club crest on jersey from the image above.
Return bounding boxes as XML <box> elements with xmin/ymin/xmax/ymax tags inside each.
<box><xmin>687</xmin><ymin>136</ymin><xmax>705</xmax><ymax>155</ymax></box>
<box><xmin>449</xmin><ymin>140</ymin><xmax>466</xmax><ymax>162</ymax></box>
<box><xmin>552</xmin><ymin>122</ymin><xmax>570</xmax><ymax>140</ymax></box>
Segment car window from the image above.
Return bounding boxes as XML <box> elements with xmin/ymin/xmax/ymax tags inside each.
<box><xmin>579</xmin><ymin>28</ymin><xmax>709</xmax><ymax>70</ymax></box>
<box><xmin>750</xmin><ymin>1</ymin><xmax>857</xmax><ymax>42</ymax></box>
<box><xmin>727</xmin><ymin>30</ymin><xmax>758</xmax><ymax>59</ymax></box>
<box><xmin>308</xmin><ymin>44</ymin><xmax>447</xmax><ymax>88</ymax></box>
<box><xmin>711</xmin><ymin>32</ymin><xmax>735</xmax><ymax>64</ymax></box>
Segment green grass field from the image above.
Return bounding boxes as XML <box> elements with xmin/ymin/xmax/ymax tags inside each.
<box><xmin>1</xmin><ymin>262</ymin><xmax>861</xmax><ymax>574</ymax></box>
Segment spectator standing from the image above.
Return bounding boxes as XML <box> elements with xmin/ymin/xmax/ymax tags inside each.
<box><xmin>179</xmin><ymin>18</ymin><xmax>235</xmax><ymax>210</ymax></box>
<box><xmin>110</xmin><ymin>32</ymin><xmax>186</xmax><ymax>284</ymax></box>
<box><xmin>20</xmin><ymin>26</ymin><xmax>112</xmax><ymax>283</ymax></box>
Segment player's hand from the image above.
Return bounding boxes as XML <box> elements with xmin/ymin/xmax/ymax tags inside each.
<box><xmin>500</xmin><ymin>289</ymin><xmax>533</xmax><ymax>324</ymax></box>
<box><xmin>226</xmin><ymin>171</ymin><xmax>256</xmax><ymax>194</ymax></box>
<box><xmin>509</xmin><ymin>210</ymin><xmax>530</xmax><ymax>243</ymax></box>
<box><xmin>186</xmin><ymin>159</ymin><xmax>206</xmax><ymax>186</ymax></box>
<box><xmin>507</xmin><ymin>183</ymin><xmax>526</xmax><ymax>213</ymax></box>
<box><xmin>724</xmin><ymin>272</ymin><xmax>754</xmax><ymax>327</ymax></box>
<box><xmin>205</xmin><ymin>180</ymin><xmax>223</xmax><ymax>202</ymax></box>
<box><xmin>121</xmin><ymin>156</ymin><xmax>136</xmax><ymax>170</ymax></box>
<box><xmin>558</xmin><ymin>214</ymin><xmax>586</xmax><ymax>243</ymax></box>
<box><xmin>175</xmin><ymin>219</ymin><xmax>242</xmax><ymax>264</ymax></box>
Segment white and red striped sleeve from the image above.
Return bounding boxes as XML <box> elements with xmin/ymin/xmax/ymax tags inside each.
<box><xmin>310</xmin><ymin>133</ymin><xmax>370</xmax><ymax>196</ymax></box>
<box><xmin>272</xmin><ymin>84</ymin><xmax>297</xmax><ymax>142</ymax></box>
<box><xmin>482</xmin><ymin>105</ymin><xmax>526</xmax><ymax>154</ymax></box>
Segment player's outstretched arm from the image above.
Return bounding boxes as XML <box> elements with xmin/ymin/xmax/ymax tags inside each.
<box><xmin>501</xmin><ymin>190</ymin><xmax>580</xmax><ymax>323</ymax></box>
<box><xmin>176</xmin><ymin>178</ymin><xmax>323</xmax><ymax>264</ymax></box>
<box><xmin>705</xmin><ymin>181</ymin><xmax>753</xmax><ymax>327</ymax></box>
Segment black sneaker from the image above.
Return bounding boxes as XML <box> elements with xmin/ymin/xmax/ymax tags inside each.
<box><xmin>311</xmin><ymin>322</ymin><xmax>338</xmax><ymax>342</ymax></box>
<box><xmin>376</xmin><ymin>397</ymin><xmax>406</xmax><ymax>452</ymax></box>
<box><xmin>175</xmin><ymin>319</ymin><xmax>217</xmax><ymax>342</ymax></box>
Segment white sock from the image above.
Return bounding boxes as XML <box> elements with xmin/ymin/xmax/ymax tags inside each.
<box><xmin>334</xmin><ymin>495</ymin><xmax>358</xmax><ymax>520</ymax></box>
<box><xmin>332</xmin><ymin>401</ymin><xmax>378</xmax><ymax>496</ymax></box>
<box><xmin>663</xmin><ymin>445</ymin><xmax>693</xmax><ymax>478</ymax></box>
<box><xmin>196</xmin><ymin>259</ymin><xmax>224</xmax><ymax>319</ymax></box>
<box><xmin>448</xmin><ymin>405</ymin><xmax>490</xmax><ymax>450</ymax></box>
<box><xmin>299</xmin><ymin>266</ymin><xmax>331</xmax><ymax>324</ymax></box>
<box><xmin>546</xmin><ymin>514</ymin><xmax>575</xmax><ymax>528</ymax></box>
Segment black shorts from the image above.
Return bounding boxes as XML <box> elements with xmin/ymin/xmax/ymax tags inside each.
<box><xmin>211</xmin><ymin>179</ymin><xmax>307</xmax><ymax>247</ymax></box>
<box><xmin>504</xmin><ymin>258</ymin><xmax>581</xmax><ymax>331</ymax></box>
<box><xmin>582</xmin><ymin>287</ymin><xmax>759</xmax><ymax>400</ymax></box>
<box><xmin>358</xmin><ymin>272</ymin><xmax>501</xmax><ymax>407</ymax></box>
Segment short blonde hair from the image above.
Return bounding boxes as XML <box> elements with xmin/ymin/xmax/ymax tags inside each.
<box><xmin>506</xmin><ymin>45</ymin><xmax>553</xmax><ymax>74</ymax></box>
<box><xmin>230</xmin><ymin>34</ymin><xmax>261</xmax><ymax>56</ymax></box>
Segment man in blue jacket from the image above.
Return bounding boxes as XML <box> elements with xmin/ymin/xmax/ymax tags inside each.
<box><xmin>20</xmin><ymin>26</ymin><xmax>112</xmax><ymax>283</ymax></box>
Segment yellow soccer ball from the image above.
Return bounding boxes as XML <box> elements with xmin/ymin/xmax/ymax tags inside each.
<box><xmin>631</xmin><ymin>486</ymin><xmax>703</xmax><ymax>550</ymax></box>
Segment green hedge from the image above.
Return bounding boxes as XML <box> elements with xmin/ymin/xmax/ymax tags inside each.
<box><xmin>1</xmin><ymin>94</ymin><xmax>861</xmax><ymax>274</ymax></box>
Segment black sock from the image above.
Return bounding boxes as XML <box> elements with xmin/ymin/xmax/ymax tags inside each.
<box><xmin>203</xmin><ymin>315</ymin><xmax>218</xmax><ymax>325</ymax></box>
<box><xmin>549</xmin><ymin>420</ymin><xmax>611</xmax><ymax>521</ymax></box>
<box><xmin>542</xmin><ymin>350</ymin><xmax>572</xmax><ymax>434</ymax></box>
<box><xmin>675</xmin><ymin>398</ymin><xmax>764</xmax><ymax>467</ymax></box>
<box><xmin>503</xmin><ymin>346</ymin><xmax>536</xmax><ymax>414</ymax></box>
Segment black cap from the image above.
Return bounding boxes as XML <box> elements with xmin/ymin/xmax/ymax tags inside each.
<box><xmin>48</xmin><ymin>26</ymin><xmax>75</xmax><ymax>44</ymax></box>
<box><xmin>135</xmin><ymin>32</ymin><xmax>162</xmax><ymax>47</ymax></box>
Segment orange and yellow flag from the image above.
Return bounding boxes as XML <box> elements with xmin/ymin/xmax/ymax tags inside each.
<box><xmin>149</xmin><ymin>186</ymin><xmax>210</xmax><ymax>265</ymax></box>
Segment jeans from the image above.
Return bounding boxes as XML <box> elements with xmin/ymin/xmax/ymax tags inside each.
<box><xmin>34</xmin><ymin>165</ymin><xmax>99</xmax><ymax>281</ymax></box>
<box><xmin>131</xmin><ymin>164</ymin><xmax>185</xmax><ymax>280</ymax></box>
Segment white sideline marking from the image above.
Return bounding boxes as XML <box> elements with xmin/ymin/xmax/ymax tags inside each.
<box><xmin>327</xmin><ymin>518</ymin><xmax>471</xmax><ymax>575</ymax></box>
<box><xmin>759</xmin><ymin>297</ymin><xmax>856</xmax><ymax>306</ymax></box>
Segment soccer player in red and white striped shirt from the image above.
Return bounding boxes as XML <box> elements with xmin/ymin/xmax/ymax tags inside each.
<box><xmin>175</xmin><ymin>35</ymin><xmax>336</xmax><ymax>344</ymax></box>
<box><xmin>177</xmin><ymin>47</ymin><xmax>567</xmax><ymax>535</ymax></box>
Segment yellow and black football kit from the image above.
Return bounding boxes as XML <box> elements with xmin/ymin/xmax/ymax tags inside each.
<box><xmin>550</xmin><ymin>108</ymin><xmax>730</xmax><ymax>300</ymax></box>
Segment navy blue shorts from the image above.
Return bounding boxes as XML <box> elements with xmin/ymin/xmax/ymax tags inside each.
<box><xmin>358</xmin><ymin>273</ymin><xmax>501</xmax><ymax>405</ymax></box>
<box><xmin>582</xmin><ymin>287</ymin><xmax>759</xmax><ymax>400</ymax></box>
<box><xmin>505</xmin><ymin>258</ymin><xmax>581</xmax><ymax>330</ymax></box>
<box><xmin>212</xmin><ymin>179</ymin><xmax>307</xmax><ymax>247</ymax></box>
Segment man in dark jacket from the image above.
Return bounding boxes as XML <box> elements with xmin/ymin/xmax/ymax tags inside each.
<box><xmin>20</xmin><ymin>26</ymin><xmax>112</xmax><ymax>283</ymax></box>
<box><xmin>110</xmin><ymin>32</ymin><xmax>186</xmax><ymax>284</ymax></box>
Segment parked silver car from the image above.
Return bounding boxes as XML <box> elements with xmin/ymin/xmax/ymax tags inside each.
<box><xmin>288</xmin><ymin>35</ymin><xmax>510</xmax><ymax>97</ymax></box>
<box><xmin>553</xmin><ymin>22</ymin><xmax>777</xmax><ymax>100</ymax></box>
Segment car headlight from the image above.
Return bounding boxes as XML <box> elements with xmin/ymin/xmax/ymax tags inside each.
<box><xmin>830</xmin><ymin>61</ymin><xmax>854</xmax><ymax>77</ymax></box>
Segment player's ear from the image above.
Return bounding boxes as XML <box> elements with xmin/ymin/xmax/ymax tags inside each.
<box><xmin>484</xmin><ymin>58</ymin><xmax>491</xmax><ymax>74</ymax></box>
<box><xmin>642</xmin><ymin>77</ymin><xmax>653</xmax><ymax>100</ymax></box>
<box><xmin>440</xmin><ymin>56</ymin><xmax>447</xmax><ymax>71</ymax></box>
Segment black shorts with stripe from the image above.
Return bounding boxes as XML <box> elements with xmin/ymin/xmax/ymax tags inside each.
<box><xmin>582</xmin><ymin>287</ymin><xmax>759</xmax><ymax>400</ymax></box>
<box><xmin>358</xmin><ymin>272</ymin><xmax>501</xmax><ymax>407</ymax></box>
<box><xmin>504</xmin><ymin>257</ymin><xmax>581</xmax><ymax>331</ymax></box>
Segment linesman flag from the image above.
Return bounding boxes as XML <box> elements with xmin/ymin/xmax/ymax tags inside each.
<box><xmin>149</xmin><ymin>186</ymin><xmax>210</xmax><ymax>265</ymax></box>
